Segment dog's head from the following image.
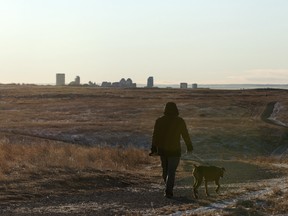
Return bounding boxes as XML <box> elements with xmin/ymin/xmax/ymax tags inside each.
<box><xmin>192</xmin><ymin>164</ymin><xmax>199</xmax><ymax>171</ymax></box>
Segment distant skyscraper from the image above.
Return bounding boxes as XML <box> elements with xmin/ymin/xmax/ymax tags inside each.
<box><xmin>75</xmin><ymin>76</ymin><xmax>80</xmax><ymax>85</ymax></box>
<box><xmin>147</xmin><ymin>76</ymin><xmax>154</xmax><ymax>88</ymax></box>
<box><xmin>56</xmin><ymin>73</ymin><xmax>65</xmax><ymax>86</ymax></box>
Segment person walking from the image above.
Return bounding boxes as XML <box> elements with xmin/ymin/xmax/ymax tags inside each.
<box><xmin>150</xmin><ymin>102</ymin><xmax>193</xmax><ymax>198</ymax></box>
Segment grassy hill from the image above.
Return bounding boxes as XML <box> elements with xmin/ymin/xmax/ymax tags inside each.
<box><xmin>0</xmin><ymin>85</ymin><xmax>288</xmax><ymax>215</ymax></box>
<box><xmin>1</xmin><ymin>85</ymin><xmax>287</xmax><ymax>158</ymax></box>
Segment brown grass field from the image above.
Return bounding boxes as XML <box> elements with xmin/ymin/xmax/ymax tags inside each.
<box><xmin>0</xmin><ymin>85</ymin><xmax>288</xmax><ymax>215</ymax></box>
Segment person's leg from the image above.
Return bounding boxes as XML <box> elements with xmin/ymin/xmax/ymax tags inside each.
<box><xmin>160</xmin><ymin>156</ymin><xmax>168</xmax><ymax>184</ymax></box>
<box><xmin>165</xmin><ymin>157</ymin><xmax>180</xmax><ymax>197</ymax></box>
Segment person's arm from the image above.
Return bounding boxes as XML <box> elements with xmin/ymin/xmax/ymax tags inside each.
<box><xmin>151</xmin><ymin>119</ymin><xmax>159</xmax><ymax>154</ymax></box>
<box><xmin>181</xmin><ymin>119</ymin><xmax>193</xmax><ymax>152</ymax></box>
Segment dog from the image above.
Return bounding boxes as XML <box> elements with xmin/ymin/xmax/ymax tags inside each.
<box><xmin>192</xmin><ymin>165</ymin><xmax>225</xmax><ymax>198</ymax></box>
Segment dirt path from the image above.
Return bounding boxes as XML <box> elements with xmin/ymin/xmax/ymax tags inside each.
<box><xmin>261</xmin><ymin>101</ymin><xmax>288</xmax><ymax>128</ymax></box>
<box><xmin>261</xmin><ymin>101</ymin><xmax>288</xmax><ymax>159</ymax></box>
<box><xmin>174</xmin><ymin>168</ymin><xmax>288</xmax><ymax>215</ymax></box>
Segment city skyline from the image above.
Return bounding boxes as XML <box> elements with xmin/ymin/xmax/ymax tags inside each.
<box><xmin>1</xmin><ymin>1</ymin><xmax>288</xmax><ymax>85</ymax></box>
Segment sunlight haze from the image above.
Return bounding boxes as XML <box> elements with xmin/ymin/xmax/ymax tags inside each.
<box><xmin>1</xmin><ymin>0</ymin><xmax>288</xmax><ymax>85</ymax></box>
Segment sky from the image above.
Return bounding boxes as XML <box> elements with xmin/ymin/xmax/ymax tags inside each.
<box><xmin>1</xmin><ymin>0</ymin><xmax>288</xmax><ymax>85</ymax></box>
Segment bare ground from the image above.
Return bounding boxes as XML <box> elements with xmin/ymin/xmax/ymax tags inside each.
<box><xmin>0</xmin><ymin>159</ymin><xmax>287</xmax><ymax>216</ymax></box>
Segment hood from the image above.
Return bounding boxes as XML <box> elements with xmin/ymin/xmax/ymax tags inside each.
<box><xmin>164</xmin><ymin>102</ymin><xmax>179</xmax><ymax>116</ymax></box>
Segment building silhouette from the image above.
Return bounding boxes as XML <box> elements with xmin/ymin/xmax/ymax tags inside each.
<box><xmin>56</xmin><ymin>73</ymin><xmax>65</xmax><ymax>86</ymax></box>
<box><xmin>147</xmin><ymin>76</ymin><xmax>154</xmax><ymax>88</ymax></box>
<box><xmin>101</xmin><ymin>78</ymin><xmax>136</xmax><ymax>88</ymax></box>
<box><xmin>101</xmin><ymin>81</ymin><xmax>112</xmax><ymax>87</ymax></box>
<box><xmin>75</xmin><ymin>76</ymin><xmax>80</xmax><ymax>85</ymax></box>
<box><xmin>68</xmin><ymin>76</ymin><xmax>81</xmax><ymax>86</ymax></box>
<box><xmin>126</xmin><ymin>78</ymin><xmax>133</xmax><ymax>86</ymax></box>
<box><xmin>119</xmin><ymin>78</ymin><xmax>127</xmax><ymax>87</ymax></box>
<box><xmin>180</xmin><ymin>83</ymin><xmax>188</xmax><ymax>89</ymax></box>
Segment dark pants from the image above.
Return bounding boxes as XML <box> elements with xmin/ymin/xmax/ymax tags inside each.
<box><xmin>160</xmin><ymin>156</ymin><xmax>180</xmax><ymax>196</ymax></box>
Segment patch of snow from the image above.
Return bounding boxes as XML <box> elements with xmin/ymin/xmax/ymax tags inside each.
<box><xmin>170</xmin><ymin>177</ymin><xmax>288</xmax><ymax>216</ymax></box>
<box><xmin>268</xmin><ymin>102</ymin><xmax>288</xmax><ymax>127</ymax></box>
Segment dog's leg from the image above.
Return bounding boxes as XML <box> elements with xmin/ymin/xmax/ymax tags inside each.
<box><xmin>205</xmin><ymin>180</ymin><xmax>210</xmax><ymax>197</ymax></box>
<box><xmin>193</xmin><ymin>177</ymin><xmax>197</xmax><ymax>188</ymax></box>
<box><xmin>215</xmin><ymin>179</ymin><xmax>220</xmax><ymax>194</ymax></box>
<box><xmin>193</xmin><ymin>177</ymin><xmax>203</xmax><ymax>199</ymax></box>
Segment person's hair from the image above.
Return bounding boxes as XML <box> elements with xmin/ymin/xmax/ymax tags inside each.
<box><xmin>164</xmin><ymin>102</ymin><xmax>179</xmax><ymax>116</ymax></box>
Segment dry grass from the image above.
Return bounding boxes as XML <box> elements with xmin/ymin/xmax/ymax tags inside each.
<box><xmin>0</xmin><ymin>140</ymin><xmax>151</xmax><ymax>180</ymax></box>
<box><xmin>1</xmin><ymin>85</ymin><xmax>288</xmax><ymax>160</ymax></box>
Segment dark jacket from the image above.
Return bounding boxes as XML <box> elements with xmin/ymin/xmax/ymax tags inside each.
<box><xmin>151</xmin><ymin>115</ymin><xmax>193</xmax><ymax>157</ymax></box>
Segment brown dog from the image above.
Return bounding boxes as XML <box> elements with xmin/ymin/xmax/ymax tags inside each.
<box><xmin>192</xmin><ymin>165</ymin><xmax>225</xmax><ymax>198</ymax></box>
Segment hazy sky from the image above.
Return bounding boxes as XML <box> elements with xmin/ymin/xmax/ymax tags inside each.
<box><xmin>1</xmin><ymin>0</ymin><xmax>288</xmax><ymax>85</ymax></box>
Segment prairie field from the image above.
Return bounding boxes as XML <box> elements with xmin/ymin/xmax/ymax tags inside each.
<box><xmin>0</xmin><ymin>85</ymin><xmax>288</xmax><ymax>215</ymax></box>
